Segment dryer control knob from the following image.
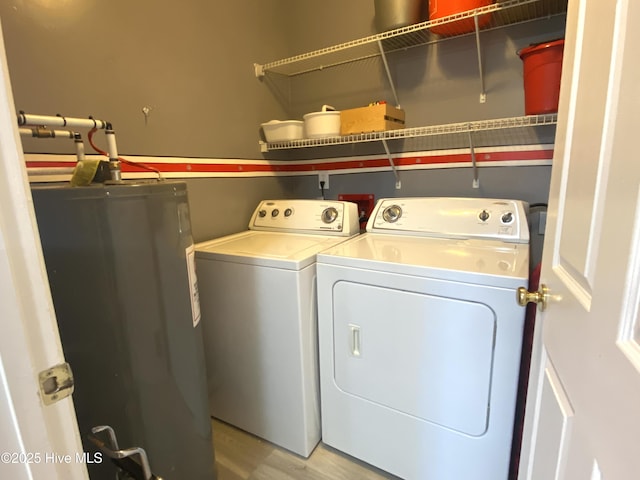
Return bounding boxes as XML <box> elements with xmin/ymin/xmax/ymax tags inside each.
<box><xmin>321</xmin><ymin>207</ymin><xmax>338</xmax><ymax>223</ymax></box>
<box><xmin>382</xmin><ymin>205</ymin><xmax>403</xmax><ymax>223</ymax></box>
<box><xmin>271</xmin><ymin>209</ymin><xmax>280</xmax><ymax>217</ymax></box>
<box><xmin>478</xmin><ymin>209</ymin><xmax>490</xmax><ymax>222</ymax></box>
<box><xmin>258</xmin><ymin>209</ymin><xmax>267</xmax><ymax>218</ymax></box>
<box><xmin>501</xmin><ymin>211</ymin><xmax>514</xmax><ymax>224</ymax></box>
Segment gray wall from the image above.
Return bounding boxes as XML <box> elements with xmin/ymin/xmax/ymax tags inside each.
<box><xmin>185</xmin><ymin>176</ymin><xmax>300</xmax><ymax>242</ymax></box>
<box><xmin>1</xmin><ymin>0</ymin><xmax>291</xmax><ymax>158</ymax></box>
<box><xmin>1</xmin><ymin>0</ymin><xmax>563</xmax><ymax>245</ymax></box>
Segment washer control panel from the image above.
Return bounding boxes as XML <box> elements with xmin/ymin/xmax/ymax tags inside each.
<box><xmin>250</xmin><ymin>199</ymin><xmax>360</xmax><ymax>236</ymax></box>
<box><xmin>368</xmin><ymin>197</ymin><xmax>529</xmax><ymax>243</ymax></box>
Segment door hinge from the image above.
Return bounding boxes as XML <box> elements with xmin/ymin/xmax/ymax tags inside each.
<box><xmin>38</xmin><ymin>362</ymin><xmax>74</xmax><ymax>406</ymax></box>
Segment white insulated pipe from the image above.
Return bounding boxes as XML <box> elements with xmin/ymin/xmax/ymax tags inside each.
<box><xmin>105</xmin><ymin>129</ymin><xmax>118</xmax><ymax>160</ymax></box>
<box><xmin>17</xmin><ymin>112</ymin><xmax>108</xmax><ymax>130</ymax></box>
<box><xmin>105</xmin><ymin>128</ymin><xmax>121</xmax><ymax>182</ymax></box>
<box><xmin>19</xmin><ymin>127</ymin><xmax>76</xmax><ymax>138</ymax></box>
<box><xmin>18</xmin><ymin>112</ymin><xmax>120</xmax><ymax>181</ymax></box>
<box><xmin>19</xmin><ymin>127</ymin><xmax>86</xmax><ymax>162</ymax></box>
<box><xmin>75</xmin><ymin>136</ymin><xmax>85</xmax><ymax>162</ymax></box>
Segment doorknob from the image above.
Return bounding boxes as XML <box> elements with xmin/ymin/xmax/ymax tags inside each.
<box><xmin>517</xmin><ymin>284</ymin><xmax>550</xmax><ymax>311</ymax></box>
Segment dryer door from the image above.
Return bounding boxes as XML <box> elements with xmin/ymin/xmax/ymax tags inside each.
<box><xmin>332</xmin><ymin>280</ymin><xmax>495</xmax><ymax>436</ymax></box>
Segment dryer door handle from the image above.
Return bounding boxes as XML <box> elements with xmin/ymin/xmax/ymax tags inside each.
<box><xmin>349</xmin><ymin>324</ymin><xmax>361</xmax><ymax>357</ymax></box>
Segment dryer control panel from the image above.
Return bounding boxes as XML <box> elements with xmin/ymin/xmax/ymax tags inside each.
<box><xmin>367</xmin><ymin>197</ymin><xmax>529</xmax><ymax>243</ymax></box>
<box><xmin>249</xmin><ymin>199</ymin><xmax>360</xmax><ymax>236</ymax></box>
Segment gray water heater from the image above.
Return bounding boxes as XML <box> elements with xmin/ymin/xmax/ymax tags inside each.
<box><xmin>31</xmin><ymin>181</ymin><xmax>216</xmax><ymax>480</ymax></box>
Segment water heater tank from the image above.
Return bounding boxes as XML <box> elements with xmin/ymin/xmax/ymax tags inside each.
<box><xmin>31</xmin><ymin>181</ymin><xmax>216</xmax><ymax>480</ymax></box>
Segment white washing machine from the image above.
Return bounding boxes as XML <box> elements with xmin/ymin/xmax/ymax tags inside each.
<box><xmin>317</xmin><ymin>197</ymin><xmax>530</xmax><ymax>480</ymax></box>
<box><xmin>195</xmin><ymin>199</ymin><xmax>359</xmax><ymax>458</ymax></box>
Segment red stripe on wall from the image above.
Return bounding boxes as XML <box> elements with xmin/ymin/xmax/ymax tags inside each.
<box><xmin>25</xmin><ymin>148</ymin><xmax>553</xmax><ymax>175</ymax></box>
<box><xmin>142</xmin><ymin>163</ymin><xmax>275</xmax><ymax>173</ymax></box>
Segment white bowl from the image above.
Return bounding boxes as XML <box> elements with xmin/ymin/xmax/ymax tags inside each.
<box><xmin>303</xmin><ymin>105</ymin><xmax>341</xmax><ymax>138</ymax></box>
<box><xmin>261</xmin><ymin>120</ymin><xmax>304</xmax><ymax>142</ymax></box>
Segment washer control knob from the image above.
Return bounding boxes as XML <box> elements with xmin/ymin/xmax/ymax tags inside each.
<box><xmin>321</xmin><ymin>207</ymin><xmax>339</xmax><ymax>224</ymax></box>
<box><xmin>478</xmin><ymin>209</ymin><xmax>490</xmax><ymax>222</ymax></box>
<box><xmin>284</xmin><ymin>208</ymin><xmax>293</xmax><ymax>217</ymax></box>
<box><xmin>271</xmin><ymin>209</ymin><xmax>280</xmax><ymax>217</ymax></box>
<box><xmin>501</xmin><ymin>211</ymin><xmax>514</xmax><ymax>224</ymax></box>
<box><xmin>382</xmin><ymin>205</ymin><xmax>403</xmax><ymax>223</ymax></box>
<box><xmin>258</xmin><ymin>209</ymin><xmax>267</xmax><ymax>218</ymax></box>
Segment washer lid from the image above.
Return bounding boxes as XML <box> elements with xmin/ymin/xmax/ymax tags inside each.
<box><xmin>317</xmin><ymin>233</ymin><xmax>529</xmax><ymax>287</ymax></box>
<box><xmin>195</xmin><ymin>230</ymin><xmax>356</xmax><ymax>270</ymax></box>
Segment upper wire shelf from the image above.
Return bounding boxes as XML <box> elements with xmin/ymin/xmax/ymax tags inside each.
<box><xmin>254</xmin><ymin>0</ymin><xmax>567</xmax><ymax>78</ymax></box>
<box><xmin>259</xmin><ymin>114</ymin><xmax>558</xmax><ymax>152</ymax></box>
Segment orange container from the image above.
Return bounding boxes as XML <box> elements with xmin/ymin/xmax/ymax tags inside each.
<box><xmin>518</xmin><ymin>39</ymin><xmax>565</xmax><ymax>115</ymax></box>
<box><xmin>429</xmin><ymin>0</ymin><xmax>493</xmax><ymax>36</ymax></box>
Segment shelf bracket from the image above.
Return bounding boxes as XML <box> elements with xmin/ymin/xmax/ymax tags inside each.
<box><xmin>254</xmin><ymin>63</ymin><xmax>265</xmax><ymax>78</ymax></box>
<box><xmin>473</xmin><ymin>15</ymin><xmax>487</xmax><ymax>104</ymax></box>
<box><xmin>377</xmin><ymin>40</ymin><xmax>401</xmax><ymax>108</ymax></box>
<box><xmin>381</xmin><ymin>139</ymin><xmax>401</xmax><ymax>189</ymax></box>
<box><xmin>467</xmin><ymin>128</ymin><xmax>480</xmax><ymax>189</ymax></box>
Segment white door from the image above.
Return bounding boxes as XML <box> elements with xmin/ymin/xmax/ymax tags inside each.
<box><xmin>518</xmin><ymin>0</ymin><xmax>640</xmax><ymax>478</ymax></box>
<box><xmin>0</xmin><ymin>22</ymin><xmax>88</xmax><ymax>480</ymax></box>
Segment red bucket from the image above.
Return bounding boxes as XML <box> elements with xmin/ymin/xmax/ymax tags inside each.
<box><xmin>429</xmin><ymin>0</ymin><xmax>493</xmax><ymax>36</ymax></box>
<box><xmin>518</xmin><ymin>39</ymin><xmax>565</xmax><ymax>115</ymax></box>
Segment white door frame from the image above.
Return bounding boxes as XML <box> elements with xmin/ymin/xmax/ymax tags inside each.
<box><xmin>0</xmin><ymin>20</ymin><xmax>87</xmax><ymax>480</ymax></box>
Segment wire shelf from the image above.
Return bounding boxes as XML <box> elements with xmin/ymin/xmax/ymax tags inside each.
<box><xmin>255</xmin><ymin>0</ymin><xmax>568</xmax><ymax>77</ymax></box>
<box><xmin>260</xmin><ymin>114</ymin><xmax>557</xmax><ymax>152</ymax></box>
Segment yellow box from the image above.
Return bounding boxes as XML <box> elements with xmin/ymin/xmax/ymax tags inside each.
<box><xmin>340</xmin><ymin>104</ymin><xmax>405</xmax><ymax>135</ymax></box>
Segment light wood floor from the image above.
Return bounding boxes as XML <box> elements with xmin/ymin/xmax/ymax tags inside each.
<box><xmin>211</xmin><ymin>419</ymin><xmax>401</xmax><ymax>480</ymax></box>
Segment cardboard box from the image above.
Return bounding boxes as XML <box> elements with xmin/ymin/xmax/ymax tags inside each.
<box><xmin>340</xmin><ymin>104</ymin><xmax>405</xmax><ymax>135</ymax></box>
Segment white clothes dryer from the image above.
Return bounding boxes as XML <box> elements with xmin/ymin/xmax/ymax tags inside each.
<box><xmin>317</xmin><ymin>197</ymin><xmax>530</xmax><ymax>480</ymax></box>
<box><xmin>195</xmin><ymin>199</ymin><xmax>359</xmax><ymax>458</ymax></box>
